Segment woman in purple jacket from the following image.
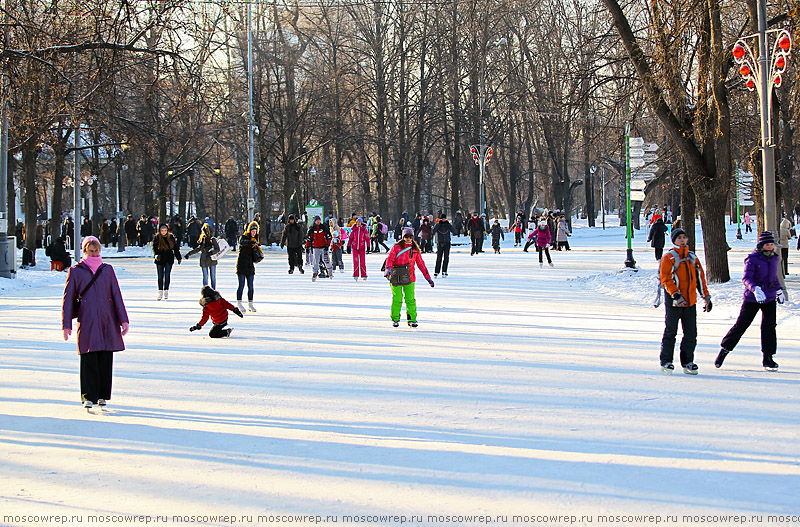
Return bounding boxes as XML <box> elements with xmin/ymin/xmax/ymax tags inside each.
<box><xmin>716</xmin><ymin>232</ymin><xmax>784</xmax><ymax>370</ymax></box>
<box><xmin>62</xmin><ymin>236</ymin><xmax>130</xmax><ymax>408</ymax></box>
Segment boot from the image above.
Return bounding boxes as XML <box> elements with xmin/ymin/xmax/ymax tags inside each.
<box><xmin>249</xmin><ymin>302</ymin><xmax>257</xmax><ymax>313</ymax></box>
<box><xmin>763</xmin><ymin>354</ymin><xmax>779</xmax><ymax>370</ymax></box>
<box><xmin>157</xmin><ymin>290</ymin><xmax>163</xmax><ymax>301</ymax></box>
<box><xmin>237</xmin><ymin>300</ymin><xmax>245</xmax><ymax>311</ymax></box>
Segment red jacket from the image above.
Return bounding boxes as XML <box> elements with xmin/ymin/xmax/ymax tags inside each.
<box><xmin>307</xmin><ymin>224</ymin><xmax>331</xmax><ymax>248</ymax></box>
<box><xmin>198</xmin><ymin>297</ymin><xmax>235</xmax><ymax>327</ymax></box>
<box><xmin>385</xmin><ymin>242</ymin><xmax>431</xmax><ymax>283</ymax></box>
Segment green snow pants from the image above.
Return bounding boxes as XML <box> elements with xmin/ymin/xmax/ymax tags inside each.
<box><xmin>391</xmin><ymin>282</ymin><xmax>417</xmax><ymax>322</ymax></box>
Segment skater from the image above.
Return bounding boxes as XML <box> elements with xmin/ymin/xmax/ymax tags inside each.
<box><xmin>280</xmin><ymin>214</ymin><xmax>305</xmax><ymax>274</ymax></box>
<box><xmin>236</xmin><ymin>221</ymin><xmax>261</xmax><ymax>312</ymax></box>
<box><xmin>658</xmin><ymin>228</ymin><xmax>711</xmax><ymax>375</ymax></box>
<box><xmin>431</xmin><ymin>213</ymin><xmax>456</xmax><ymax>277</ymax></box>
<box><xmin>467</xmin><ymin>212</ymin><xmax>486</xmax><ymax>255</ymax></box>
<box><xmin>417</xmin><ymin>217</ymin><xmax>433</xmax><ymax>253</ymax></box>
<box><xmin>373</xmin><ymin>215</ymin><xmax>391</xmax><ymax>253</ymax></box>
<box><xmin>307</xmin><ymin>216</ymin><xmax>333</xmax><ymax>282</ymax></box>
<box><xmin>647</xmin><ymin>216</ymin><xmax>668</xmax><ymax>261</ymax></box>
<box><xmin>189</xmin><ymin>286</ymin><xmax>244</xmax><ymax>338</ymax></box>
<box><xmin>556</xmin><ymin>215</ymin><xmax>571</xmax><ymax>250</ymax></box>
<box><xmin>348</xmin><ymin>217</ymin><xmax>370</xmax><ymax>280</ymax></box>
<box><xmin>743</xmin><ymin>211</ymin><xmax>753</xmax><ymax>233</ymax></box>
<box><xmin>511</xmin><ymin>211</ymin><xmax>526</xmax><ymax>246</ymax></box>
<box><xmin>184</xmin><ymin>222</ymin><xmax>220</xmax><ymax>290</ymax></box>
<box><xmin>330</xmin><ymin>230</ymin><xmax>345</xmax><ymax>273</ymax></box>
<box><xmin>716</xmin><ymin>232</ymin><xmax>785</xmax><ymax>370</ymax></box>
<box><xmin>225</xmin><ymin>217</ymin><xmax>239</xmax><ymax>251</ymax></box>
<box><xmin>62</xmin><ymin>236</ymin><xmax>130</xmax><ymax>408</ymax></box>
<box><xmin>384</xmin><ymin>227</ymin><xmax>434</xmax><ymax>328</ymax></box>
<box><xmin>779</xmin><ymin>216</ymin><xmax>792</xmax><ymax>275</ymax></box>
<box><xmin>490</xmin><ymin>219</ymin><xmax>504</xmax><ymax>253</ymax></box>
<box><xmin>531</xmin><ymin>220</ymin><xmax>553</xmax><ymax>267</ymax></box>
<box><xmin>153</xmin><ymin>224</ymin><xmax>182</xmax><ymax>300</ymax></box>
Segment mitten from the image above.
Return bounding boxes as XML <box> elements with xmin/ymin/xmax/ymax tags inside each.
<box><xmin>233</xmin><ymin>307</ymin><xmax>244</xmax><ymax>318</ymax></box>
<box><xmin>189</xmin><ymin>324</ymin><xmax>201</xmax><ymax>332</ymax></box>
<box><xmin>754</xmin><ymin>286</ymin><xmax>766</xmax><ymax>303</ymax></box>
<box><xmin>703</xmin><ymin>296</ymin><xmax>713</xmax><ymax>312</ymax></box>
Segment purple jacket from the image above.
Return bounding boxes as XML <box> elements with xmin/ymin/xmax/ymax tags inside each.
<box><xmin>62</xmin><ymin>262</ymin><xmax>129</xmax><ymax>355</ymax></box>
<box><xmin>742</xmin><ymin>249</ymin><xmax>782</xmax><ymax>303</ymax></box>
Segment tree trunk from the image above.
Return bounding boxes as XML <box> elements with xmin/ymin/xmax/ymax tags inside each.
<box><xmin>22</xmin><ymin>143</ymin><xmax>38</xmax><ymax>254</ymax></box>
<box><xmin>697</xmin><ymin>189</ymin><xmax>730</xmax><ymax>282</ymax></box>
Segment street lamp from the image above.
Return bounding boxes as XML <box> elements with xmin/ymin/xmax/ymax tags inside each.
<box><xmin>213</xmin><ymin>168</ymin><xmax>221</xmax><ymax>226</ymax></box>
<box><xmin>472</xmin><ymin>36</ymin><xmax>506</xmax><ymax>217</ymax></box>
<box><xmin>732</xmin><ymin>8</ymin><xmax>791</xmax><ymax>235</ymax></box>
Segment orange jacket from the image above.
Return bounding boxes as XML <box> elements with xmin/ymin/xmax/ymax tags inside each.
<box><xmin>659</xmin><ymin>246</ymin><xmax>710</xmax><ymax>307</ymax></box>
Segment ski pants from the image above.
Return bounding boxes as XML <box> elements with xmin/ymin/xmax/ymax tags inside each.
<box><xmin>720</xmin><ymin>301</ymin><xmax>777</xmax><ymax>356</ymax></box>
<box><xmin>287</xmin><ymin>246</ymin><xmax>303</xmax><ymax>271</ymax></box>
<box><xmin>660</xmin><ymin>302</ymin><xmax>697</xmax><ymax>366</ymax></box>
<box><xmin>435</xmin><ymin>243</ymin><xmax>451</xmax><ymax>274</ymax></box>
<box><xmin>80</xmin><ymin>350</ymin><xmax>113</xmax><ymax>404</ymax></box>
<box><xmin>237</xmin><ymin>273</ymin><xmax>254</xmax><ymax>302</ymax></box>
<box><xmin>156</xmin><ymin>262</ymin><xmax>173</xmax><ymax>290</ymax></box>
<box><xmin>312</xmin><ymin>247</ymin><xmax>331</xmax><ymax>274</ymax></box>
<box><xmin>352</xmin><ymin>247</ymin><xmax>367</xmax><ymax>278</ymax></box>
<box><xmin>201</xmin><ymin>265</ymin><xmax>217</xmax><ymax>290</ymax></box>
<box><xmin>537</xmin><ymin>245</ymin><xmax>552</xmax><ymax>264</ymax></box>
<box><xmin>391</xmin><ymin>282</ymin><xmax>417</xmax><ymax>322</ymax></box>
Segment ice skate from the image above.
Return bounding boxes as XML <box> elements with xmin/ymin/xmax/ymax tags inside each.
<box><xmin>714</xmin><ymin>349</ymin><xmax>729</xmax><ymax>368</ymax></box>
<box><xmin>248</xmin><ymin>302</ymin><xmax>257</xmax><ymax>313</ymax></box>
<box><xmin>660</xmin><ymin>363</ymin><xmax>674</xmax><ymax>375</ymax></box>
<box><xmin>157</xmin><ymin>290</ymin><xmax>163</xmax><ymax>301</ymax></box>
<box><xmin>237</xmin><ymin>300</ymin><xmax>245</xmax><ymax>311</ymax></box>
<box><xmin>683</xmin><ymin>363</ymin><xmax>699</xmax><ymax>375</ymax></box>
<box><xmin>163</xmin><ymin>290</ymin><xmax>169</xmax><ymax>300</ymax></box>
<box><xmin>763</xmin><ymin>355</ymin><xmax>779</xmax><ymax>371</ymax></box>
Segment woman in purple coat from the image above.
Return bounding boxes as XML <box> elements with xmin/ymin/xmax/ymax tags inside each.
<box><xmin>62</xmin><ymin>236</ymin><xmax>130</xmax><ymax>408</ymax></box>
<box><xmin>716</xmin><ymin>231</ymin><xmax>784</xmax><ymax>370</ymax></box>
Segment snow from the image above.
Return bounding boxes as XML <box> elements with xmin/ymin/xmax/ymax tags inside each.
<box><xmin>1</xmin><ymin>218</ymin><xmax>798</xmax><ymax>526</ymax></box>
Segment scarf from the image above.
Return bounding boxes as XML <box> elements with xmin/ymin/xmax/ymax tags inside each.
<box><xmin>82</xmin><ymin>255</ymin><xmax>103</xmax><ymax>274</ymax></box>
<box><xmin>156</xmin><ymin>234</ymin><xmax>174</xmax><ymax>251</ymax></box>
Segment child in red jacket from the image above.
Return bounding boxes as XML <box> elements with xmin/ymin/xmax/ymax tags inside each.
<box><xmin>190</xmin><ymin>286</ymin><xmax>243</xmax><ymax>338</ymax></box>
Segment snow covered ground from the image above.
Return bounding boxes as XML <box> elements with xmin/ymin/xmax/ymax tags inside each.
<box><xmin>1</xmin><ymin>219</ymin><xmax>798</xmax><ymax>527</ymax></box>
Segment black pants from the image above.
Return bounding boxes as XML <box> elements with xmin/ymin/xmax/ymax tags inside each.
<box><xmin>515</xmin><ymin>231</ymin><xmax>523</xmax><ymax>245</ymax></box>
<box><xmin>557</xmin><ymin>240</ymin><xmax>570</xmax><ymax>251</ymax></box>
<box><xmin>720</xmin><ymin>301</ymin><xmax>777</xmax><ymax>356</ymax></box>
<box><xmin>287</xmin><ymin>246</ymin><xmax>303</xmax><ymax>271</ymax></box>
<box><xmin>654</xmin><ymin>247</ymin><xmax>664</xmax><ymax>261</ymax></box>
<box><xmin>471</xmin><ymin>236</ymin><xmax>483</xmax><ymax>255</ymax></box>
<box><xmin>209</xmin><ymin>321</ymin><xmax>229</xmax><ymax>338</ymax></box>
<box><xmin>421</xmin><ymin>239</ymin><xmax>433</xmax><ymax>253</ymax></box>
<box><xmin>660</xmin><ymin>302</ymin><xmax>697</xmax><ymax>366</ymax></box>
<box><xmin>781</xmin><ymin>247</ymin><xmax>788</xmax><ymax>274</ymax></box>
<box><xmin>80</xmin><ymin>350</ymin><xmax>114</xmax><ymax>403</ymax></box>
<box><xmin>435</xmin><ymin>243</ymin><xmax>451</xmax><ymax>274</ymax></box>
<box><xmin>537</xmin><ymin>245</ymin><xmax>551</xmax><ymax>263</ymax></box>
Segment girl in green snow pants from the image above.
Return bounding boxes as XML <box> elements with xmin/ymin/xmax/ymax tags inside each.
<box><xmin>384</xmin><ymin>227</ymin><xmax>434</xmax><ymax>325</ymax></box>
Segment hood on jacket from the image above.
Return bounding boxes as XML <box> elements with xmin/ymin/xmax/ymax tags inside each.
<box><xmin>246</xmin><ymin>221</ymin><xmax>260</xmax><ymax>234</ymax></box>
<box><xmin>199</xmin><ymin>286</ymin><xmax>221</xmax><ymax>306</ymax></box>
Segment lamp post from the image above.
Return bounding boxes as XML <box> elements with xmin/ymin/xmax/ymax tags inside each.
<box><xmin>732</xmin><ymin>11</ymin><xmax>791</xmax><ymax>235</ymax></box>
<box><xmin>213</xmin><ymin>168</ymin><xmax>221</xmax><ymax>226</ymax></box>
<box><xmin>472</xmin><ymin>36</ymin><xmax>506</xmax><ymax>217</ymax></box>
<box><xmin>167</xmin><ymin>170</ymin><xmax>174</xmax><ymax>219</ymax></box>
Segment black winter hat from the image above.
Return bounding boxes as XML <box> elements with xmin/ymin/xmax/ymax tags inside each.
<box><xmin>757</xmin><ymin>231</ymin><xmax>775</xmax><ymax>248</ymax></box>
<box><xmin>670</xmin><ymin>228</ymin><xmax>687</xmax><ymax>244</ymax></box>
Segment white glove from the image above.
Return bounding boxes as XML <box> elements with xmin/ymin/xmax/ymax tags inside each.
<box><xmin>777</xmin><ymin>289</ymin><xmax>786</xmax><ymax>304</ymax></box>
<box><xmin>754</xmin><ymin>286</ymin><xmax>766</xmax><ymax>303</ymax></box>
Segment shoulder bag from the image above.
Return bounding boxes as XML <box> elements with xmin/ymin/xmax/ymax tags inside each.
<box><xmin>72</xmin><ymin>264</ymin><xmax>105</xmax><ymax>319</ymax></box>
<box><xmin>390</xmin><ymin>247</ymin><xmax>413</xmax><ymax>287</ymax></box>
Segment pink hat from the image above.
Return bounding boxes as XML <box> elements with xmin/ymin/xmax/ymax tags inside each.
<box><xmin>81</xmin><ymin>235</ymin><xmax>100</xmax><ymax>252</ymax></box>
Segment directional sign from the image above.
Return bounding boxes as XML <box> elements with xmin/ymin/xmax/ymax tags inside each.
<box><xmin>629</xmin><ymin>137</ymin><xmax>644</xmax><ymax>147</ymax></box>
<box><xmin>630</xmin><ymin>180</ymin><xmax>646</xmax><ymax>190</ymax></box>
<box><xmin>642</xmin><ymin>143</ymin><xmax>659</xmax><ymax>152</ymax></box>
<box><xmin>642</xmin><ymin>153</ymin><xmax>659</xmax><ymax>163</ymax></box>
<box><xmin>630</xmin><ymin>148</ymin><xmax>645</xmax><ymax>157</ymax></box>
<box><xmin>630</xmin><ymin>158</ymin><xmax>646</xmax><ymax>168</ymax></box>
<box><xmin>740</xmin><ymin>200</ymin><xmax>754</xmax><ymax>206</ymax></box>
<box><xmin>630</xmin><ymin>190</ymin><xmax>646</xmax><ymax>202</ymax></box>
<box><xmin>632</xmin><ymin>172</ymin><xmax>657</xmax><ymax>180</ymax></box>
<box><xmin>740</xmin><ymin>176</ymin><xmax>754</xmax><ymax>182</ymax></box>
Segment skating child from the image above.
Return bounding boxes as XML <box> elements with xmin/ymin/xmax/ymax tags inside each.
<box><xmin>658</xmin><ymin>228</ymin><xmax>711</xmax><ymax>375</ymax></box>
<box><xmin>490</xmin><ymin>220</ymin><xmax>504</xmax><ymax>253</ymax></box>
<box><xmin>189</xmin><ymin>286</ymin><xmax>243</xmax><ymax>338</ymax></box>
<box><xmin>384</xmin><ymin>227</ymin><xmax>434</xmax><ymax>327</ymax></box>
<box><xmin>716</xmin><ymin>231</ymin><xmax>785</xmax><ymax>370</ymax></box>
<box><xmin>330</xmin><ymin>230</ymin><xmax>345</xmax><ymax>273</ymax></box>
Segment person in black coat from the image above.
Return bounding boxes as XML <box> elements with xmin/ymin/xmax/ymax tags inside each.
<box><xmin>80</xmin><ymin>218</ymin><xmax>93</xmax><ymax>237</ymax></box>
<box><xmin>170</xmin><ymin>214</ymin><xmax>185</xmax><ymax>246</ymax></box>
<box><xmin>153</xmin><ymin>224</ymin><xmax>182</xmax><ymax>300</ymax></box>
<box><xmin>431</xmin><ymin>214</ymin><xmax>457</xmax><ymax>277</ymax></box>
<box><xmin>647</xmin><ymin>217</ymin><xmax>668</xmax><ymax>260</ymax></box>
<box><xmin>280</xmin><ymin>214</ymin><xmax>305</xmax><ymax>274</ymax></box>
<box><xmin>466</xmin><ymin>212</ymin><xmax>486</xmax><ymax>255</ymax></box>
<box><xmin>236</xmin><ymin>221</ymin><xmax>260</xmax><ymax>311</ymax></box>
<box><xmin>124</xmin><ymin>215</ymin><xmax>138</xmax><ymax>246</ymax></box>
<box><xmin>186</xmin><ymin>217</ymin><xmax>202</xmax><ymax>248</ymax></box>
<box><xmin>45</xmin><ymin>237</ymin><xmax>72</xmax><ymax>270</ymax></box>
<box><xmin>225</xmin><ymin>217</ymin><xmax>239</xmax><ymax>250</ymax></box>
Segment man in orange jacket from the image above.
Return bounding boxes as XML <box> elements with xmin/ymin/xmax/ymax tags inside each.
<box><xmin>658</xmin><ymin>228</ymin><xmax>711</xmax><ymax>375</ymax></box>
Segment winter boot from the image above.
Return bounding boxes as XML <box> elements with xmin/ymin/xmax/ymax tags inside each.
<box><xmin>714</xmin><ymin>348</ymin><xmax>730</xmax><ymax>368</ymax></box>
<box><xmin>660</xmin><ymin>362</ymin><xmax>674</xmax><ymax>375</ymax></box>
<box><xmin>157</xmin><ymin>290</ymin><xmax>163</xmax><ymax>301</ymax></box>
<box><xmin>248</xmin><ymin>302</ymin><xmax>257</xmax><ymax>313</ymax></box>
<box><xmin>682</xmin><ymin>363</ymin><xmax>699</xmax><ymax>375</ymax></box>
<box><xmin>763</xmin><ymin>355</ymin><xmax>779</xmax><ymax>371</ymax></box>
<box><xmin>237</xmin><ymin>300</ymin><xmax>245</xmax><ymax>311</ymax></box>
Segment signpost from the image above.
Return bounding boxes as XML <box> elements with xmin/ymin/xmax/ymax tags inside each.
<box><xmin>735</xmin><ymin>167</ymin><xmax>754</xmax><ymax>239</ymax></box>
<box><xmin>625</xmin><ymin>132</ymin><xmax>661</xmax><ymax>269</ymax></box>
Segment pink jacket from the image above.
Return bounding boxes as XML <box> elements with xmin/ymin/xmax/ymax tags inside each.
<box><xmin>385</xmin><ymin>242</ymin><xmax>431</xmax><ymax>283</ymax></box>
<box><xmin>348</xmin><ymin>225</ymin><xmax>370</xmax><ymax>250</ymax></box>
<box><xmin>534</xmin><ymin>225</ymin><xmax>551</xmax><ymax>247</ymax></box>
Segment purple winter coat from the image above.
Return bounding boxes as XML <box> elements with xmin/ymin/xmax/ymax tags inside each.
<box><xmin>742</xmin><ymin>249</ymin><xmax>782</xmax><ymax>303</ymax></box>
<box><xmin>62</xmin><ymin>262</ymin><xmax>129</xmax><ymax>355</ymax></box>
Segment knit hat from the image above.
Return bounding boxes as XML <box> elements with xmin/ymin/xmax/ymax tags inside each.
<box><xmin>402</xmin><ymin>227</ymin><xmax>414</xmax><ymax>237</ymax></box>
<box><xmin>670</xmin><ymin>228</ymin><xmax>686</xmax><ymax>244</ymax></box>
<box><xmin>158</xmin><ymin>224</ymin><xmax>169</xmax><ymax>231</ymax></box>
<box><xmin>757</xmin><ymin>231</ymin><xmax>775</xmax><ymax>248</ymax></box>
<box><xmin>81</xmin><ymin>235</ymin><xmax>100</xmax><ymax>252</ymax></box>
